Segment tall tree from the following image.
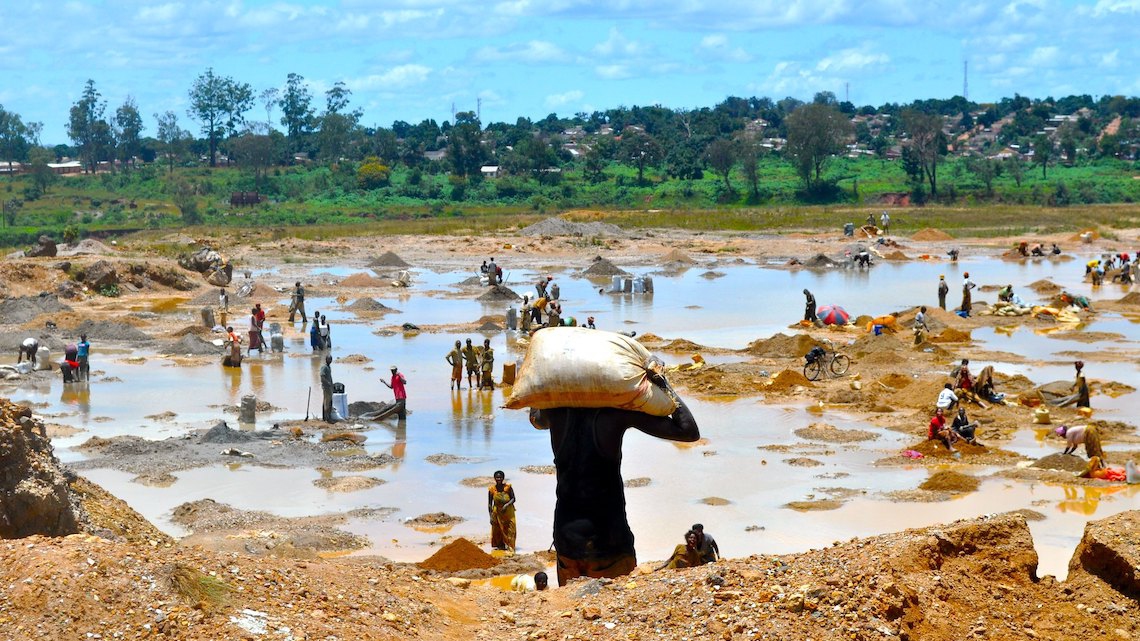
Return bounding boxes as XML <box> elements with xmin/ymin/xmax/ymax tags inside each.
<box><xmin>187</xmin><ymin>68</ymin><xmax>253</xmax><ymax>167</ymax></box>
<box><xmin>315</xmin><ymin>82</ymin><xmax>362</xmax><ymax>162</ymax></box>
<box><xmin>900</xmin><ymin>109</ymin><xmax>947</xmax><ymax>196</ymax></box>
<box><xmin>1033</xmin><ymin>134</ymin><xmax>1055</xmax><ymax>179</ymax></box>
<box><xmin>783</xmin><ymin>103</ymin><xmax>852</xmax><ymax>190</ymax></box>
<box><xmin>736</xmin><ymin>135</ymin><xmax>764</xmax><ymax>200</ymax></box>
<box><xmin>705</xmin><ymin>138</ymin><xmax>735</xmax><ymax>190</ymax></box>
<box><xmin>259</xmin><ymin>87</ymin><xmax>280</xmax><ymax>134</ymax></box>
<box><xmin>113</xmin><ymin>96</ymin><xmax>144</xmax><ymax>170</ymax></box>
<box><xmin>68</xmin><ymin>80</ymin><xmax>111</xmax><ymax>173</ymax></box>
<box><xmin>447</xmin><ymin>112</ymin><xmax>486</xmax><ymax>178</ymax></box>
<box><xmin>278</xmin><ymin>73</ymin><xmax>314</xmax><ymax>154</ymax></box>
<box><xmin>619</xmin><ymin>131</ymin><xmax>663</xmax><ymax>185</ymax></box>
<box><xmin>0</xmin><ymin>105</ymin><xmax>39</xmax><ymax>176</ymax></box>
<box><xmin>154</xmin><ymin>110</ymin><xmax>189</xmax><ymax>174</ymax></box>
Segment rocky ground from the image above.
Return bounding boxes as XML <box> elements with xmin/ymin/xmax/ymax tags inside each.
<box><xmin>3</xmin><ymin>220</ymin><xmax>1140</xmax><ymax>639</ymax></box>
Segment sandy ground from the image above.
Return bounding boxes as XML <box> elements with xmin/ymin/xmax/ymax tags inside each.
<box><xmin>3</xmin><ymin>221</ymin><xmax>1140</xmax><ymax>639</ymax></box>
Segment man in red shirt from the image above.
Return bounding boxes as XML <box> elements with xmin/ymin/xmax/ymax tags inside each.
<box><xmin>381</xmin><ymin>365</ymin><xmax>408</xmax><ymax>420</ymax></box>
<box><xmin>928</xmin><ymin>408</ymin><xmax>956</xmax><ymax>452</ymax></box>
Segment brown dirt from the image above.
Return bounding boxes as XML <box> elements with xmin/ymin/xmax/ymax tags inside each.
<box><xmin>882</xmin><ymin>250</ymin><xmax>909</xmax><ymax>260</ymax></box>
<box><xmin>661</xmin><ymin>249</ymin><xmax>697</xmax><ymax>264</ymax></box>
<box><xmin>764</xmin><ymin>369</ymin><xmax>814</xmax><ymax>393</ymax></box>
<box><xmin>1029</xmin><ymin>278</ymin><xmax>1063</xmax><ymax>294</ymax></box>
<box><xmin>312</xmin><ymin>475</ymin><xmax>385</xmax><ymax>492</ymax></box>
<box><xmin>339</xmin><ymin>272</ymin><xmax>387</xmax><ymax>287</ymax></box>
<box><xmin>1118</xmin><ymin>291</ymin><xmax>1140</xmax><ymax>305</ymax></box>
<box><xmin>919</xmin><ymin>470</ymin><xmax>981</xmax><ymax>492</ymax></box>
<box><xmin>785</xmin><ymin>499</ymin><xmax>843</xmax><ymax>511</ymax></box>
<box><xmin>795</xmin><ymin>422</ymin><xmax>879</xmax><ymax>443</ymax></box>
<box><xmin>911</xmin><ymin>228</ymin><xmax>954</xmax><ymax>241</ymax></box>
<box><xmin>929</xmin><ymin>327</ymin><xmax>972</xmax><ymax>343</ymax></box>
<box><xmin>369</xmin><ymin>251</ymin><xmax>411</xmax><ymax>267</ymax></box>
<box><xmin>418</xmin><ymin>537</ymin><xmax>499</xmax><ymax>572</ymax></box>
<box><xmin>744</xmin><ymin>333</ymin><xmax>817</xmax><ymax>357</ymax></box>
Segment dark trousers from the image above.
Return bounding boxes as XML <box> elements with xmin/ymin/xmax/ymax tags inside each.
<box><xmin>322</xmin><ymin>387</ymin><xmax>334</xmax><ymax>422</ymax></box>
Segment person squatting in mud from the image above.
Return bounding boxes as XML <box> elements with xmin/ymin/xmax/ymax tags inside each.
<box><xmin>529</xmin><ymin>371</ymin><xmax>699</xmax><ymax>586</ymax></box>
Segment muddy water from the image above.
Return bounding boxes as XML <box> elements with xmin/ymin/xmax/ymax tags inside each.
<box><xmin>10</xmin><ymin>252</ymin><xmax>1140</xmax><ymax>580</ymax></box>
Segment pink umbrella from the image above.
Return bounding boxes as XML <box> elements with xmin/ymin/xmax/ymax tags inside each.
<box><xmin>817</xmin><ymin>304</ymin><xmax>850</xmax><ymax>325</ymax></box>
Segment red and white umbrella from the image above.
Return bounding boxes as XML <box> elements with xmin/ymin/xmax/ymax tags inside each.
<box><xmin>817</xmin><ymin>304</ymin><xmax>850</xmax><ymax>326</ymax></box>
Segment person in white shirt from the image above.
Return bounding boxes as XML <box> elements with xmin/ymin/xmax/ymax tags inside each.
<box><xmin>936</xmin><ymin>383</ymin><xmax>958</xmax><ymax>411</ymax></box>
<box><xmin>510</xmin><ymin>572</ymin><xmax>549</xmax><ymax>593</ymax></box>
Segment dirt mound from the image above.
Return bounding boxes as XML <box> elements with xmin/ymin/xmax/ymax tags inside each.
<box><xmin>877</xmin><ymin>373</ymin><xmax>914</xmax><ymax>389</ymax></box>
<box><xmin>369</xmin><ymin>251</ymin><xmax>410</xmax><ymax>267</ymax></box>
<box><xmin>477</xmin><ymin>321</ymin><xmax>502</xmax><ymax>331</ymax></box>
<box><xmin>60</xmin><ymin>239</ymin><xmax>114</xmax><ymax>255</ymax></box>
<box><xmin>163</xmin><ymin>334</ymin><xmax>221</xmax><ymax>356</ymax></box>
<box><xmin>170</xmin><ymin>324</ymin><xmax>212</xmax><ymax>337</ymax></box>
<box><xmin>882</xmin><ymin>250</ymin><xmax>909</xmax><ymax>261</ymax></box>
<box><xmin>0</xmin><ymin>293</ymin><xmax>73</xmax><ymax>324</ymax></box>
<box><xmin>0</xmin><ymin>399</ymin><xmax>81</xmax><ymax>537</ymax></box>
<box><xmin>477</xmin><ymin>285</ymin><xmax>521</xmax><ymax>302</ymax></box>
<box><xmin>1028</xmin><ymin>279</ymin><xmax>1062</xmax><ymax>294</ymax></box>
<box><xmin>911</xmin><ymin>228</ymin><xmax>953</xmax><ymax>241</ymax></box>
<box><xmin>661</xmin><ymin>249</ymin><xmax>697</xmax><ymax>265</ymax></box>
<box><xmin>745</xmin><ymin>333</ymin><xmax>817</xmax><ymax>358</ymax></box>
<box><xmin>418</xmin><ymin>537</ymin><xmax>499</xmax><ymax>572</ymax></box>
<box><xmin>1118</xmin><ymin>291</ymin><xmax>1140</xmax><ymax>306</ymax></box>
<box><xmin>660</xmin><ymin>338</ymin><xmax>707</xmax><ymax>352</ymax></box>
<box><xmin>803</xmin><ymin>253</ymin><xmax>840</xmax><ymax>269</ymax></box>
<box><xmin>582</xmin><ymin>257</ymin><xmax>629</xmax><ymax>276</ymax></box>
<box><xmin>519</xmin><ymin>217</ymin><xmax>623</xmax><ymax>237</ymax></box>
<box><xmin>795</xmin><ymin>422</ymin><xmax>878</xmax><ymax>443</ymax></box>
<box><xmin>929</xmin><ymin>327</ymin><xmax>972</xmax><ymax>343</ymax></box>
<box><xmin>339</xmin><ymin>272</ymin><xmax>385</xmax><ymax>287</ymax></box>
<box><xmin>405</xmin><ymin>513</ymin><xmax>464</xmax><ymax>528</ymax></box>
<box><xmin>347</xmin><ymin>298</ymin><xmax>397</xmax><ymax>313</ymax></box>
<box><xmin>765</xmin><ymin>369</ymin><xmax>813</xmax><ymax>392</ymax></box>
<box><xmin>66</xmin><ymin>319</ymin><xmax>152</xmax><ymax>343</ymax></box>
<box><xmin>919</xmin><ymin>470</ymin><xmax>980</xmax><ymax>492</ymax></box>
<box><xmin>1030</xmin><ymin>453</ymin><xmax>1088</xmax><ymax>473</ymax></box>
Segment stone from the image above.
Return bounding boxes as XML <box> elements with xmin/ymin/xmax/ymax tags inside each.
<box><xmin>26</xmin><ymin>235</ymin><xmax>57</xmax><ymax>258</ymax></box>
<box><xmin>79</xmin><ymin>260</ymin><xmax>119</xmax><ymax>289</ymax></box>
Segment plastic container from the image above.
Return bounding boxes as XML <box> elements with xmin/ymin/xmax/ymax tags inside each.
<box><xmin>622</xmin><ymin>277</ymin><xmax>633</xmax><ymax>293</ymax></box>
<box><xmin>611</xmin><ymin>276</ymin><xmax>622</xmax><ymax>293</ymax></box>
<box><xmin>501</xmin><ymin>362</ymin><xmax>517</xmax><ymax>385</ymax></box>
<box><xmin>201</xmin><ymin>307</ymin><xmax>215</xmax><ymax>328</ymax></box>
<box><xmin>332</xmin><ymin>392</ymin><xmax>348</xmax><ymax>420</ymax></box>
<box><xmin>35</xmin><ymin>346</ymin><xmax>51</xmax><ymax>371</ymax></box>
<box><xmin>844</xmin><ymin>222</ymin><xmax>855</xmax><ymax>236</ymax></box>
<box><xmin>632</xmin><ymin>278</ymin><xmax>645</xmax><ymax>294</ymax></box>
<box><xmin>872</xmin><ymin>325</ymin><xmax>883</xmax><ymax>336</ymax></box>
<box><xmin>642</xmin><ymin>276</ymin><xmax>654</xmax><ymax>293</ymax></box>
<box><xmin>506</xmin><ymin>306</ymin><xmax>517</xmax><ymax>330</ymax></box>
<box><xmin>270</xmin><ymin>334</ymin><xmax>284</xmax><ymax>352</ymax></box>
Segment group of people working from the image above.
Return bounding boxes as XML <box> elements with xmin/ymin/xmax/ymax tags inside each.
<box><xmin>445</xmin><ymin>338</ymin><xmax>497</xmax><ymax>391</ymax></box>
<box><xmin>18</xmin><ymin>335</ymin><xmax>91</xmax><ymax>383</ymax></box>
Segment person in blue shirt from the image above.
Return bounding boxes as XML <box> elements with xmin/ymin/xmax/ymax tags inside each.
<box><xmin>76</xmin><ymin>334</ymin><xmax>90</xmax><ymax>381</ymax></box>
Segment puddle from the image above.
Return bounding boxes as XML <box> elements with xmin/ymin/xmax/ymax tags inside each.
<box><xmin>10</xmin><ymin>251</ymin><xmax>1140</xmax><ymax>579</ymax></box>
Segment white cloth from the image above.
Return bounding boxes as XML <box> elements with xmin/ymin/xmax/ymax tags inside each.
<box><xmin>510</xmin><ymin>574</ymin><xmax>536</xmax><ymax>593</ymax></box>
<box><xmin>936</xmin><ymin>388</ymin><xmax>958</xmax><ymax>409</ymax></box>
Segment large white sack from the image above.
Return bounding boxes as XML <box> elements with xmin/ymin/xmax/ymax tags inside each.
<box><xmin>504</xmin><ymin>327</ymin><xmax>678</xmax><ymax>416</ymax></box>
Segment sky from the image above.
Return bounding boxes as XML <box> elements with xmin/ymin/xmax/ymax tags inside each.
<box><xmin>2</xmin><ymin>0</ymin><xmax>1139</xmax><ymax>145</ymax></box>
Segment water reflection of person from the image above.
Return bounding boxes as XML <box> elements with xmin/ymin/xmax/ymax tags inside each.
<box><xmin>60</xmin><ymin>381</ymin><xmax>91</xmax><ymax>420</ymax></box>
<box><xmin>529</xmin><ymin>372</ymin><xmax>699</xmax><ymax>586</ymax></box>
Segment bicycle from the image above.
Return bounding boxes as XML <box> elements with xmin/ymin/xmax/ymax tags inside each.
<box><xmin>803</xmin><ymin>345</ymin><xmax>850</xmax><ymax>381</ymax></box>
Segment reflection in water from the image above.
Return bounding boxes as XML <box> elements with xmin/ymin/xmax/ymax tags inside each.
<box><xmin>1056</xmin><ymin>484</ymin><xmax>1130</xmax><ymax>516</ymax></box>
<box><xmin>60</xmin><ymin>383</ymin><xmax>91</xmax><ymax>420</ymax></box>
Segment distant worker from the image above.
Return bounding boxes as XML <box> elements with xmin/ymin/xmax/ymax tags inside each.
<box><xmin>928</xmin><ymin>407</ymin><xmax>957</xmax><ymax>452</ymax></box>
<box><xmin>248</xmin><ymin>307</ymin><xmax>264</xmax><ymax>355</ymax></box>
<box><xmin>550</xmin><ymin>282</ymin><xmax>560</xmax><ymax>300</ymax></box>
<box><xmin>520</xmin><ymin>296</ymin><xmax>533</xmax><ymax>333</ymax></box>
<box><xmin>288</xmin><ymin>281</ymin><xmax>307</xmax><ymax>323</ymax></box>
<box><xmin>479</xmin><ymin>339</ymin><xmax>495</xmax><ymax>391</ymax></box>
<box><xmin>536</xmin><ymin>275</ymin><xmax>551</xmax><ymax>299</ymax></box>
<box><xmin>936</xmin><ymin>383</ymin><xmax>958</xmax><ymax>412</ymax></box>
<box><xmin>225</xmin><ymin>326</ymin><xmax>242</xmax><ymax>367</ymax></box>
<box><xmin>76</xmin><ymin>333</ymin><xmax>90</xmax><ymax>381</ymax></box>
<box><xmin>1030</xmin><ymin>243</ymin><xmax>1045</xmax><ymax>257</ymax></box>
<box><xmin>446</xmin><ymin>340</ymin><xmax>464</xmax><ymax>390</ymax></box>
<box><xmin>1051</xmin><ymin>243</ymin><xmax>1061</xmax><ymax>255</ymax></box>
<box><xmin>218</xmin><ymin>288</ymin><xmax>229</xmax><ymax>313</ymax></box>
<box><xmin>60</xmin><ymin>344</ymin><xmax>80</xmax><ymax>383</ymax></box>
<box><xmin>657</xmin><ymin>530</ymin><xmax>703</xmax><ymax>571</ymax></box>
<box><xmin>510</xmin><ymin>572</ymin><xmax>548</xmax><ymax>593</ymax></box>
<box><xmin>586</xmin><ymin>316</ymin><xmax>597</xmax><ymax>329</ymax></box>
<box><xmin>1074</xmin><ymin>361</ymin><xmax>1090</xmax><ymax>409</ymax></box>
<box><xmin>937</xmin><ymin>275</ymin><xmax>948</xmax><ymax>310</ymax></box>
<box><xmin>951</xmin><ymin>407</ymin><xmax>979</xmax><ymax>445</ymax></box>
<box><xmin>947</xmin><ymin>248</ymin><xmax>959</xmax><ymax>262</ymax></box>
<box><xmin>529</xmin><ymin>372</ymin><xmax>699</xmax><ymax>586</ymax></box>
<box><xmin>380</xmin><ymin>365</ymin><xmax>408</xmax><ymax>420</ymax></box>
<box><xmin>692</xmin><ymin>523</ymin><xmax>720</xmax><ymax>563</ymax></box>
<box><xmin>960</xmin><ymin>272</ymin><xmax>975</xmax><ymax>316</ymax></box>
<box><xmin>803</xmin><ymin>289</ymin><xmax>817</xmax><ymax>323</ymax></box>
<box><xmin>880</xmin><ymin>211</ymin><xmax>890</xmax><ymax>234</ymax></box>
<box><xmin>319</xmin><ymin>354</ymin><xmax>335</xmax><ymax>423</ymax></box>
<box><xmin>17</xmin><ymin>337</ymin><xmax>40</xmax><ymax>369</ymax></box>
<box><xmin>488</xmin><ymin>470</ymin><xmax>517</xmax><ymax>553</ymax></box>
<box><xmin>309</xmin><ymin>310</ymin><xmax>323</xmax><ymax>350</ymax></box>
<box><xmin>462</xmin><ymin>338</ymin><xmax>479</xmax><ymax>389</ymax></box>
<box><xmin>319</xmin><ymin>314</ymin><xmax>331</xmax><ymax>349</ymax></box>
<box><xmin>1057</xmin><ymin>424</ymin><xmax>1105</xmax><ymax>461</ymax></box>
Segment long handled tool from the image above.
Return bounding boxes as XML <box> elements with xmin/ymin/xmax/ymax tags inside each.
<box><xmin>304</xmin><ymin>386</ymin><xmax>311</xmax><ymax>421</ymax></box>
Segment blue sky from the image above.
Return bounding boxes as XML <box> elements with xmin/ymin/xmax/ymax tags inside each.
<box><xmin>2</xmin><ymin>0</ymin><xmax>1138</xmax><ymax>145</ymax></box>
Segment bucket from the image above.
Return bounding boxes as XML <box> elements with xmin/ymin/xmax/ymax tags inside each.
<box><xmin>844</xmin><ymin>222</ymin><xmax>854</xmax><ymax>236</ymax></box>
<box><xmin>642</xmin><ymin>276</ymin><xmax>654</xmax><ymax>293</ymax></box>
<box><xmin>872</xmin><ymin>325</ymin><xmax>883</xmax><ymax>336</ymax></box>
<box><xmin>623</xmin><ymin>278</ymin><xmax>633</xmax><ymax>293</ymax></box>
<box><xmin>332</xmin><ymin>392</ymin><xmax>348</xmax><ymax>420</ymax></box>
<box><xmin>611</xmin><ymin>276</ymin><xmax>622</xmax><ymax>293</ymax></box>
<box><xmin>239</xmin><ymin>395</ymin><xmax>257</xmax><ymax>423</ymax></box>
<box><xmin>270</xmin><ymin>334</ymin><xmax>284</xmax><ymax>352</ymax></box>
<box><xmin>632</xmin><ymin>278</ymin><xmax>645</xmax><ymax>294</ymax></box>
<box><xmin>501</xmin><ymin>361</ymin><xmax>517</xmax><ymax>385</ymax></box>
<box><xmin>955</xmin><ymin>310</ymin><xmax>969</xmax><ymax>318</ymax></box>
<box><xmin>505</xmin><ymin>306</ymin><xmax>517</xmax><ymax>330</ymax></box>
<box><xmin>201</xmin><ymin>307</ymin><xmax>215</xmax><ymax>328</ymax></box>
<box><xmin>1033</xmin><ymin>407</ymin><xmax>1051</xmax><ymax>424</ymax></box>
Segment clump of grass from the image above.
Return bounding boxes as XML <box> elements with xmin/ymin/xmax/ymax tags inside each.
<box><xmin>169</xmin><ymin>564</ymin><xmax>233</xmax><ymax>609</ymax></box>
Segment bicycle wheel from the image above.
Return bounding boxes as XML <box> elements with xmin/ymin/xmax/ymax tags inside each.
<box><xmin>804</xmin><ymin>360</ymin><xmax>823</xmax><ymax>381</ymax></box>
<box><xmin>830</xmin><ymin>354</ymin><xmax>851</xmax><ymax>376</ymax></box>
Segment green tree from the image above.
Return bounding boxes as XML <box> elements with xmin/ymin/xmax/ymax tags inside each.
<box><xmin>736</xmin><ymin>136</ymin><xmax>764</xmax><ymax>200</ymax></box>
<box><xmin>783</xmin><ymin>103</ymin><xmax>852</xmax><ymax>191</ymax></box>
<box><xmin>0</xmin><ymin>105</ymin><xmax>39</xmax><ymax>176</ymax></box>
<box><xmin>113</xmin><ymin>96</ymin><xmax>144</xmax><ymax>171</ymax></box>
<box><xmin>1005</xmin><ymin>155</ymin><xmax>1026</xmax><ymax>187</ymax></box>
<box><xmin>619</xmin><ymin>131</ymin><xmax>663</xmax><ymax>185</ymax></box>
<box><xmin>67</xmin><ymin>79</ymin><xmax>111</xmax><ymax>173</ymax></box>
<box><xmin>966</xmin><ymin>157</ymin><xmax>999</xmax><ymax>196</ymax></box>
<box><xmin>315</xmin><ymin>82</ymin><xmax>362</xmax><ymax>163</ymax></box>
<box><xmin>2</xmin><ymin>197</ymin><xmax>21</xmax><ymax>226</ymax></box>
<box><xmin>229</xmin><ymin>132</ymin><xmax>276</xmax><ymax>187</ymax></box>
<box><xmin>187</xmin><ymin>68</ymin><xmax>253</xmax><ymax>167</ymax></box>
<box><xmin>356</xmin><ymin>156</ymin><xmax>391</xmax><ymax>189</ymax></box>
<box><xmin>278</xmin><ymin>73</ymin><xmax>314</xmax><ymax>154</ymax></box>
<box><xmin>900</xmin><ymin>109</ymin><xmax>947</xmax><ymax>196</ymax></box>
<box><xmin>172</xmin><ymin>178</ymin><xmax>200</xmax><ymax>224</ymax></box>
<box><xmin>705</xmin><ymin>138</ymin><xmax>735</xmax><ymax>190</ymax></box>
<box><xmin>447</xmin><ymin>112</ymin><xmax>486</xmax><ymax>178</ymax></box>
<box><xmin>1033</xmin><ymin>134</ymin><xmax>1055</xmax><ymax>179</ymax></box>
<box><xmin>154</xmin><ymin>111</ymin><xmax>189</xmax><ymax>174</ymax></box>
<box><xmin>583</xmin><ymin>141</ymin><xmax>610</xmax><ymax>183</ymax></box>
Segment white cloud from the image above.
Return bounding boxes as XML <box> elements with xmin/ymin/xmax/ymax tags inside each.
<box><xmin>136</xmin><ymin>3</ymin><xmax>183</xmax><ymax>23</ymax></box>
<box><xmin>592</xmin><ymin>28</ymin><xmax>649</xmax><ymax>57</ymax></box>
<box><xmin>696</xmin><ymin>34</ymin><xmax>752</xmax><ymax>63</ymax></box>
<box><xmin>595</xmin><ymin>64</ymin><xmax>632</xmax><ymax>80</ymax></box>
<box><xmin>1026</xmin><ymin>46</ymin><xmax>1059</xmax><ymax>66</ymax></box>
<box><xmin>473</xmin><ymin>40</ymin><xmax>570</xmax><ymax>63</ymax></box>
<box><xmin>545</xmin><ymin>89</ymin><xmax>583</xmax><ymax>108</ymax></box>
<box><xmin>815</xmin><ymin>47</ymin><xmax>889</xmax><ymax>73</ymax></box>
<box><xmin>351</xmin><ymin>65</ymin><xmax>433</xmax><ymax>90</ymax></box>
<box><xmin>1092</xmin><ymin>0</ymin><xmax>1140</xmax><ymax>17</ymax></box>
<box><xmin>1100</xmin><ymin>49</ymin><xmax>1119</xmax><ymax>67</ymax></box>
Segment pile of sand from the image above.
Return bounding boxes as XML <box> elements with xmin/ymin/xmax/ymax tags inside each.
<box><xmin>661</xmin><ymin>249</ymin><xmax>697</xmax><ymax>265</ymax></box>
<box><xmin>919</xmin><ymin>470</ymin><xmax>980</xmax><ymax>492</ymax></box>
<box><xmin>60</xmin><ymin>239</ymin><xmax>114</xmax><ymax>256</ymax></box>
<box><xmin>765</xmin><ymin>369</ymin><xmax>813</xmax><ymax>392</ymax></box>
<box><xmin>519</xmin><ymin>217</ymin><xmax>623</xmax><ymax>237</ymax></box>
<box><xmin>477</xmin><ymin>321</ymin><xmax>502</xmax><ymax>331</ymax></box>
<box><xmin>0</xmin><ymin>294</ymin><xmax>73</xmax><ymax>324</ymax></box>
<box><xmin>339</xmin><ymin>273</ymin><xmax>385</xmax><ymax>288</ymax></box>
<box><xmin>1031</xmin><ymin>453</ymin><xmax>1088</xmax><ymax>473</ymax></box>
<box><xmin>477</xmin><ymin>285</ymin><xmax>521</xmax><ymax>302</ymax></box>
<box><xmin>877</xmin><ymin>373</ymin><xmax>915</xmax><ymax>389</ymax></box>
<box><xmin>163</xmin><ymin>335</ymin><xmax>220</xmax><ymax>356</ymax></box>
<box><xmin>418</xmin><ymin>538</ymin><xmax>499</xmax><ymax>572</ymax></box>
<box><xmin>929</xmin><ymin>328</ymin><xmax>972</xmax><ymax>343</ymax></box>
<box><xmin>1069</xmin><ymin>229</ymin><xmax>1099</xmax><ymax>242</ymax></box>
<box><xmin>1028</xmin><ymin>279</ymin><xmax>1062</xmax><ymax>295</ymax></box>
<box><xmin>348</xmin><ymin>298</ymin><xmax>397</xmax><ymax>313</ymax></box>
<box><xmin>794</xmin><ymin>422</ymin><xmax>878</xmax><ymax>443</ymax></box>
<box><xmin>803</xmin><ymin>253</ymin><xmax>840</xmax><ymax>269</ymax></box>
<box><xmin>882</xmin><ymin>251</ymin><xmax>909</xmax><ymax>261</ymax></box>
<box><xmin>1118</xmin><ymin>291</ymin><xmax>1140</xmax><ymax>306</ymax></box>
<box><xmin>582</xmin><ymin>257</ymin><xmax>629</xmax><ymax>276</ymax></box>
<box><xmin>660</xmin><ymin>338</ymin><xmax>708</xmax><ymax>352</ymax></box>
<box><xmin>745</xmin><ymin>333</ymin><xmax>817</xmax><ymax>358</ymax></box>
<box><xmin>369</xmin><ymin>251</ymin><xmax>410</xmax><ymax>268</ymax></box>
<box><xmin>911</xmin><ymin>228</ymin><xmax>953</xmax><ymax>241</ymax></box>
<box><xmin>171</xmin><ymin>325</ymin><xmax>212</xmax><ymax>337</ymax></box>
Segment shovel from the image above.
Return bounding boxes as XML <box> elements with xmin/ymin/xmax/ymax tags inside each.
<box><xmin>304</xmin><ymin>386</ymin><xmax>311</xmax><ymax>421</ymax></box>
